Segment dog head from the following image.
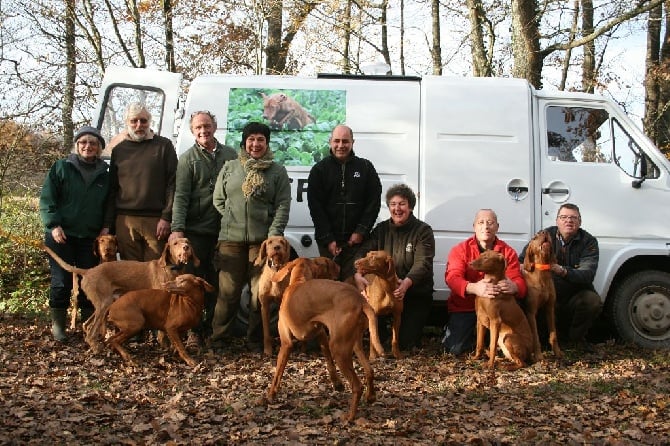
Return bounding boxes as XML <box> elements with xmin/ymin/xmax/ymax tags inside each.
<box><xmin>470</xmin><ymin>250</ymin><xmax>506</xmax><ymax>279</ymax></box>
<box><xmin>310</xmin><ymin>257</ymin><xmax>340</xmax><ymax>280</ymax></box>
<box><xmin>94</xmin><ymin>234</ymin><xmax>118</xmax><ymax>262</ymax></box>
<box><xmin>260</xmin><ymin>92</ymin><xmax>289</xmax><ymax>124</ymax></box>
<box><xmin>524</xmin><ymin>230</ymin><xmax>556</xmax><ymax>272</ymax></box>
<box><xmin>254</xmin><ymin>236</ymin><xmax>290</xmax><ymax>269</ymax></box>
<box><xmin>354</xmin><ymin>250</ymin><xmax>395</xmax><ymax>279</ymax></box>
<box><xmin>160</xmin><ymin>237</ymin><xmax>200</xmax><ymax>268</ymax></box>
<box><xmin>162</xmin><ymin>273</ymin><xmax>214</xmax><ymax>295</ymax></box>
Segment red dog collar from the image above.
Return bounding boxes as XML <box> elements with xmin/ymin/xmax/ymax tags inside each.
<box><xmin>534</xmin><ymin>263</ymin><xmax>551</xmax><ymax>271</ymax></box>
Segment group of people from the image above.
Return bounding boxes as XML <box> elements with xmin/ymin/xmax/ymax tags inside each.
<box><xmin>40</xmin><ymin>105</ymin><xmax>602</xmax><ymax>357</ymax></box>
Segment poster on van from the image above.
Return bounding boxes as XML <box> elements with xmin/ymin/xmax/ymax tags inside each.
<box><xmin>225</xmin><ymin>88</ymin><xmax>346</xmax><ymax>166</ymax></box>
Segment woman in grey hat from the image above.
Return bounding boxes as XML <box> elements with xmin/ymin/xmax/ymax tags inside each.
<box><xmin>39</xmin><ymin>126</ymin><xmax>109</xmax><ymax>342</ymax></box>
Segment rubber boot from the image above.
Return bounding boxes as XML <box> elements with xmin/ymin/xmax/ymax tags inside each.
<box><xmin>50</xmin><ymin>308</ymin><xmax>68</xmax><ymax>342</ymax></box>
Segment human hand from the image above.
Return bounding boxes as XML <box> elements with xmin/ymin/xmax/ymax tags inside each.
<box><xmin>51</xmin><ymin>226</ymin><xmax>67</xmax><ymax>244</ymax></box>
<box><xmin>496</xmin><ymin>278</ymin><xmax>518</xmax><ymax>295</ymax></box>
<box><xmin>353</xmin><ymin>272</ymin><xmax>369</xmax><ymax>292</ymax></box>
<box><xmin>156</xmin><ymin>219</ymin><xmax>171</xmax><ymax>241</ymax></box>
<box><xmin>328</xmin><ymin>241</ymin><xmax>341</xmax><ymax>257</ymax></box>
<box><xmin>348</xmin><ymin>233</ymin><xmax>363</xmax><ymax>246</ymax></box>
<box><xmin>169</xmin><ymin>231</ymin><xmax>185</xmax><ymax>242</ymax></box>
<box><xmin>393</xmin><ymin>277</ymin><xmax>412</xmax><ymax>300</ymax></box>
<box><xmin>469</xmin><ymin>280</ymin><xmax>497</xmax><ymax>298</ymax></box>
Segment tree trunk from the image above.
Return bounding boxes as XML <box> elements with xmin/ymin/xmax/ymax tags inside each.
<box><xmin>400</xmin><ymin>0</ymin><xmax>406</xmax><ymax>75</ymax></box>
<box><xmin>431</xmin><ymin>0</ymin><xmax>442</xmax><ymax>75</ymax></box>
<box><xmin>380</xmin><ymin>0</ymin><xmax>392</xmax><ymax>72</ymax></box>
<box><xmin>581</xmin><ymin>0</ymin><xmax>595</xmax><ymax>93</ymax></box>
<box><xmin>63</xmin><ymin>0</ymin><xmax>76</xmax><ymax>147</ymax></box>
<box><xmin>644</xmin><ymin>3</ymin><xmax>662</xmax><ymax>145</ymax></box>
<box><xmin>559</xmin><ymin>0</ymin><xmax>579</xmax><ymax>91</ymax></box>
<box><xmin>265</xmin><ymin>0</ymin><xmax>284</xmax><ymax>74</ymax></box>
<box><xmin>342</xmin><ymin>0</ymin><xmax>352</xmax><ymax>73</ymax></box>
<box><xmin>511</xmin><ymin>0</ymin><xmax>542</xmax><ymax>88</ymax></box>
<box><xmin>163</xmin><ymin>0</ymin><xmax>176</xmax><ymax>72</ymax></box>
<box><xmin>467</xmin><ymin>0</ymin><xmax>490</xmax><ymax>77</ymax></box>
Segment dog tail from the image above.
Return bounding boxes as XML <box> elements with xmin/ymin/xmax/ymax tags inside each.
<box><xmin>362</xmin><ymin>301</ymin><xmax>385</xmax><ymax>358</ymax></box>
<box><xmin>41</xmin><ymin>244</ymin><xmax>88</xmax><ymax>275</ymax></box>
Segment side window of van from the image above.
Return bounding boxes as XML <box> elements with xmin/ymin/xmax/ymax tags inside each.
<box><xmin>99</xmin><ymin>85</ymin><xmax>166</xmax><ymax>158</ymax></box>
<box><xmin>612</xmin><ymin>118</ymin><xmax>660</xmax><ymax>179</ymax></box>
<box><xmin>546</xmin><ymin>106</ymin><xmax>611</xmax><ymax>163</ymax></box>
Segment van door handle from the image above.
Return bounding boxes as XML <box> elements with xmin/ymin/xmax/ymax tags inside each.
<box><xmin>542</xmin><ymin>187</ymin><xmax>569</xmax><ymax>194</ymax></box>
<box><xmin>508</xmin><ymin>186</ymin><xmax>528</xmax><ymax>194</ymax></box>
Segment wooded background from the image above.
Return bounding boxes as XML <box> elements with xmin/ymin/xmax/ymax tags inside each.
<box><xmin>0</xmin><ymin>0</ymin><xmax>669</xmax><ymax>194</ymax></box>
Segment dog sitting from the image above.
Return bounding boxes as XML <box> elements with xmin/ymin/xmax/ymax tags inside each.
<box><xmin>260</xmin><ymin>92</ymin><xmax>316</xmax><ymax>130</ymax></box>
<box><xmin>254</xmin><ymin>236</ymin><xmax>292</xmax><ymax>357</ymax></box>
<box><xmin>523</xmin><ymin>230</ymin><xmax>563</xmax><ymax>361</ymax></box>
<box><xmin>470</xmin><ymin>250</ymin><xmax>533</xmax><ymax>370</ymax></box>
<box><xmin>264</xmin><ymin>272</ymin><xmax>384</xmax><ymax>423</ymax></box>
<box><xmin>353</xmin><ymin>250</ymin><xmax>403</xmax><ymax>359</ymax></box>
<box><xmin>42</xmin><ymin>237</ymin><xmax>199</xmax><ymax>353</ymax></box>
<box><xmin>70</xmin><ymin>234</ymin><xmax>119</xmax><ymax>330</ymax></box>
<box><xmin>106</xmin><ymin>274</ymin><xmax>214</xmax><ymax>366</ymax></box>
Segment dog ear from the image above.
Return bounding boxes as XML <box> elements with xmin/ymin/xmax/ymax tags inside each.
<box><xmin>158</xmin><ymin>241</ymin><xmax>171</xmax><ymax>267</ymax></box>
<box><xmin>93</xmin><ymin>237</ymin><xmax>101</xmax><ymax>258</ymax></box>
<box><xmin>191</xmin><ymin>249</ymin><xmax>201</xmax><ymax>268</ymax></box>
<box><xmin>386</xmin><ymin>256</ymin><xmax>395</xmax><ymax>277</ymax></box>
<box><xmin>197</xmin><ymin>277</ymin><xmax>215</xmax><ymax>292</ymax></box>
<box><xmin>272</xmin><ymin>259</ymin><xmax>295</xmax><ymax>282</ymax></box>
<box><xmin>254</xmin><ymin>240</ymin><xmax>268</xmax><ymax>266</ymax></box>
<box><xmin>523</xmin><ymin>253</ymin><xmax>534</xmax><ymax>272</ymax></box>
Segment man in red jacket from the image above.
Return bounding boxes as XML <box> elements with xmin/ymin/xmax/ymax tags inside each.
<box><xmin>442</xmin><ymin>209</ymin><xmax>527</xmax><ymax>356</ymax></box>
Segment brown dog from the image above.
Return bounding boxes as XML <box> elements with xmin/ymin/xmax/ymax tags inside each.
<box><xmin>260</xmin><ymin>92</ymin><xmax>316</xmax><ymax>130</ymax></box>
<box><xmin>265</xmin><ymin>275</ymin><xmax>384</xmax><ymax>423</ymax></box>
<box><xmin>42</xmin><ymin>237</ymin><xmax>199</xmax><ymax>353</ymax></box>
<box><xmin>70</xmin><ymin>235</ymin><xmax>119</xmax><ymax>330</ymax></box>
<box><xmin>523</xmin><ymin>230</ymin><xmax>563</xmax><ymax>361</ymax></box>
<box><xmin>470</xmin><ymin>250</ymin><xmax>533</xmax><ymax>370</ymax></box>
<box><xmin>254</xmin><ymin>236</ymin><xmax>291</xmax><ymax>356</ymax></box>
<box><xmin>106</xmin><ymin>274</ymin><xmax>214</xmax><ymax>366</ymax></box>
<box><xmin>354</xmin><ymin>250</ymin><xmax>403</xmax><ymax>359</ymax></box>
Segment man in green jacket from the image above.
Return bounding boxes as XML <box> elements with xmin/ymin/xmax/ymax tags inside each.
<box><xmin>170</xmin><ymin>111</ymin><xmax>237</xmax><ymax>345</ymax></box>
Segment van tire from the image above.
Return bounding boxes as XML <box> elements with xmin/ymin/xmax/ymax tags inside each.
<box><xmin>610</xmin><ymin>271</ymin><xmax>670</xmax><ymax>349</ymax></box>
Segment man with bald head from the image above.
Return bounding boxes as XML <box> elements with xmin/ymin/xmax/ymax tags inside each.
<box><xmin>307</xmin><ymin>125</ymin><xmax>382</xmax><ymax>279</ymax></box>
<box><xmin>442</xmin><ymin>209</ymin><xmax>527</xmax><ymax>356</ymax></box>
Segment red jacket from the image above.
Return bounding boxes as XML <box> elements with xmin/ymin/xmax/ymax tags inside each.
<box><xmin>445</xmin><ymin>236</ymin><xmax>526</xmax><ymax>313</ymax></box>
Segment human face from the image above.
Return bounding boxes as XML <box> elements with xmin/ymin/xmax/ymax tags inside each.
<box><xmin>556</xmin><ymin>207</ymin><xmax>581</xmax><ymax>240</ymax></box>
<box><xmin>388</xmin><ymin>195</ymin><xmax>412</xmax><ymax>226</ymax></box>
<box><xmin>329</xmin><ymin>126</ymin><xmax>354</xmax><ymax>161</ymax></box>
<box><xmin>76</xmin><ymin>135</ymin><xmax>101</xmax><ymax>162</ymax></box>
<box><xmin>245</xmin><ymin>133</ymin><xmax>268</xmax><ymax>159</ymax></box>
<box><xmin>191</xmin><ymin>113</ymin><xmax>216</xmax><ymax>150</ymax></box>
<box><xmin>126</xmin><ymin>113</ymin><xmax>151</xmax><ymax>141</ymax></box>
<box><xmin>473</xmin><ymin>210</ymin><xmax>499</xmax><ymax>248</ymax></box>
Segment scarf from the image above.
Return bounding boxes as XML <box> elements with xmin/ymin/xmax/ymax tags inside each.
<box><xmin>239</xmin><ymin>149</ymin><xmax>274</xmax><ymax>198</ymax></box>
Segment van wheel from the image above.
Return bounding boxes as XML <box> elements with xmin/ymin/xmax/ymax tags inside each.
<box><xmin>610</xmin><ymin>271</ymin><xmax>670</xmax><ymax>349</ymax></box>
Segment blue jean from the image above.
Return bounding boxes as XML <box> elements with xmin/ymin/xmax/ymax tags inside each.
<box><xmin>442</xmin><ymin>311</ymin><xmax>477</xmax><ymax>355</ymax></box>
<box><xmin>44</xmin><ymin>232</ymin><xmax>96</xmax><ymax>310</ymax></box>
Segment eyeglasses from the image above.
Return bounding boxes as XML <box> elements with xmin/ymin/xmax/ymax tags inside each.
<box><xmin>77</xmin><ymin>140</ymin><xmax>99</xmax><ymax>147</ymax></box>
<box><xmin>558</xmin><ymin>215</ymin><xmax>580</xmax><ymax>222</ymax></box>
<box><xmin>129</xmin><ymin>118</ymin><xmax>149</xmax><ymax>124</ymax></box>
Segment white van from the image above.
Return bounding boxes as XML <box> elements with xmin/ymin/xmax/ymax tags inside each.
<box><xmin>95</xmin><ymin>66</ymin><xmax>670</xmax><ymax>349</ymax></box>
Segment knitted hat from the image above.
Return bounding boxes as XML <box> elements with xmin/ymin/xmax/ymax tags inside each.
<box><xmin>240</xmin><ymin>122</ymin><xmax>271</xmax><ymax>148</ymax></box>
<box><xmin>74</xmin><ymin>126</ymin><xmax>106</xmax><ymax>149</ymax></box>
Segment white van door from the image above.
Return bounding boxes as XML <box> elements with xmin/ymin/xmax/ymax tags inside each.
<box><xmin>538</xmin><ymin>97</ymin><xmax>670</xmax><ymax>294</ymax></box>
<box><xmin>94</xmin><ymin>66</ymin><xmax>182</xmax><ymax>156</ymax></box>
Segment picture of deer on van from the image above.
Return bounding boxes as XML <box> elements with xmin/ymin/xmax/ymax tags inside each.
<box><xmin>225</xmin><ymin>88</ymin><xmax>346</xmax><ymax>167</ymax></box>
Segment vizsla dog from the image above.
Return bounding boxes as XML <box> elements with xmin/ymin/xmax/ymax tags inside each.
<box><xmin>260</xmin><ymin>92</ymin><xmax>316</xmax><ymax>130</ymax></box>
<box><xmin>470</xmin><ymin>250</ymin><xmax>533</xmax><ymax>370</ymax></box>
<box><xmin>264</xmin><ymin>274</ymin><xmax>384</xmax><ymax>423</ymax></box>
<box><xmin>42</xmin><ymin>237</ymin><xmax>199</xmax><ymax>353</ymax></box>
<box><xmin>255</xmin><ymin>236</ymin><xmax>292</xmax><ymax>356</ymax></box>
<box><xmin>523</xmin><ymin>230</ymin><xmax>563</xmax><ymax>361</ymax></box>
<box><xmin>354</xmin><ymin>250</ymin><xmax>403</xmax><ymax>359</ymax></box>
<box><xmin>70</xmin><ymin>235</ymin><xmax>119</xmax><ymax>330</ymax></box>
<box><xmin>106</xmin><ymin>274</ymin><xmax>214</xmax><ymax>366</ymax></box>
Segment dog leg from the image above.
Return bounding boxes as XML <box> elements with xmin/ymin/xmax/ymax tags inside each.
<box><xmin>473</xmin><ymin>319</ymin><xmax>488</xmax><ymax>360</ymax></box>
<box><xmin>260</xmin><ymin>298</ymin><xmax>274</xmax><ymax>357</ymax></box>
<box><xmin>165</xmin><ymin>328</ymin><xmax>197</xmax><ymax>367</ymax></box>
<box><xmin>330</xmin><ymin>340</ymin><xmax>363</xmax><ymax>423</ymax></box>
<box><xmin>108</xmin><ymin>331</ymin><xmax>136</xmax><ymax>364</ymax></box>
<box><xmin>500</xmin><ymin>334</ymin><xmax>528</xmax><ymax>370</ymax></box>
<box><xmin>315</xmin><ymin>328</ymin><xmax>344</xmax><ymax>391</ymax></box>
<box><xmin>487</xmin><ymin>320</ymin><xmax>501</xmax><ymax>370</ymax></box>
<box><xmin>353</xmin><ymin>336</ymin><xmax>376</xmax><ymax>404</ymax></box>
<box><xmin>267</xmin><ymin>320</ymin><xmax>293</xmax><ymax>403</ymax></box>
<box><xmin>390</xmin><ymin>310</ymin><xmax>403</xmax><ymax>359</ymax></box>
<box><xmin>526</xmin><ymin>308</ymin><xmax>544</xmax><ymax>362</ymax></box>
<box><xmin>545</xmin><ymin>305</ymin><xmax>564</xmax><ymax>359</ymax></box>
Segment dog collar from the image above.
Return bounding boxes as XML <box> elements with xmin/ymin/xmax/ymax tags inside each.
<box><xmin>534</xmin><ymin>263</ymin><xmax>551</xmax><ymax>271</ymax></box>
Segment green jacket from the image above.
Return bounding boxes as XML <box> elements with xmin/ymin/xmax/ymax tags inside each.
<box><xmin>171</xmin><ymin>141</ymin><xmax>237</xmax><ymax>236</ymax></box>
<box><xmin>39</xmin><ymin>154</ymin><xmax>110</xmax><ymax>238</ymax></box>
<box><xmin>213</xmin><ymin>154</ymin><xmax>291</xmax><ymax>243</ymax></box>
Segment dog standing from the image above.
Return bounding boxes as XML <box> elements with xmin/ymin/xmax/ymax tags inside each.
<box><xmin>470</xmin><ymin>250</ymin><xmax>533</xmax><ymax>370</ymax></box>
<box><xmin>260</xmin><ymin>92</ymin><xmax>316</xmax><ymax>130</ymax></box>
<box><xmin>42</xmin><ymin>237</ymin><xmax>199</xmax><ymax>353</ymax></box>
<box><xmin>264</xmin><ymin>274</ymin><xmax>384</xmax><ymax>423</ymax></box>
<box><xmin>106</xmin><ymin>274</ymin><xmax>214</xmax><ymax>366</ymax></box>
<box><xmin>523</xmin><ymin>230</ymin><xmax>563</xmax><ymax>361</ymax></box>
<box><xmin>354</xmin><ymin>250</ymin><xmax>403</xmax><ymax>359</ymax></box>
<box><xmin>70</xmin><ymin>234</ymin><xmax>119</xmax><ymax>330</ymax></box>
<box><xmin>254</xmin><ymin>236</ymin><xmax>291</xmax><ymax>356</ymax></box>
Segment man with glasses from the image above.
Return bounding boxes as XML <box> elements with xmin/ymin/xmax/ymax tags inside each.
<box><xmin>442</xmin><ymin>209</ymin><xmax>527</xmax><ymax>356</ymax></box>
<box><xmin>103</xmin><ymin>102</ymin><xmax>178</xmax><ymax>261</ymax></box>
<box><xmin>170</xmin><ymin>111</ymin><xmax>237</xmax><ymax>346</ymax></box>
<box><xmin>520</xmin><ymin>203</ymin><xmax>601</xmax><ymax>351</ymax></box>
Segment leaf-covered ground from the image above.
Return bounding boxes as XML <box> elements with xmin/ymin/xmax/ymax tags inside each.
<box><xmin>1</xmin><ymin>313</ymin><xmax>668</xmax><ymax>445</ymax></box>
